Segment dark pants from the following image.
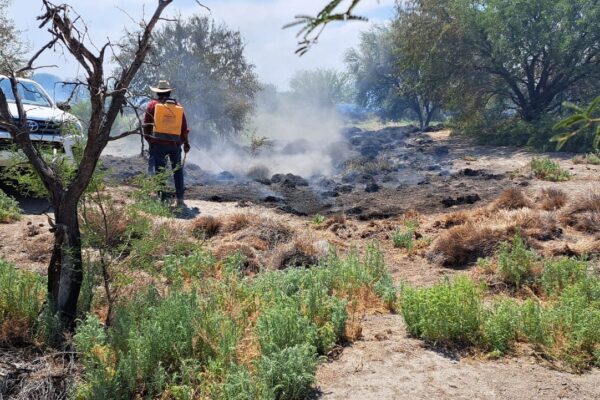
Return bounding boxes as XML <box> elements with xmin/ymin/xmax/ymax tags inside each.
<box><xmin>149</xmin><ymin>143</ymin><xmax>184</xmax><ymax>200</ymax></box>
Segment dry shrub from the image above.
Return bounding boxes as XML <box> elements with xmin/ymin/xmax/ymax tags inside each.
<box><xmin>428</xmin><ymin>223</ymin><xmax>508</xmax><ymax>268</ymax></box>
<box><xmin>493</xmin><ymin>188</ymin><xmax>533</xmax><ymax>210</ymax></box>
<box><xmin>190</xmin><ymin>216</ymin><xmax>222</xmax><ymax>239</ymax></box>
<box><xmin>537</xmin><ymin>188</ymin><xmax>568</xmax><ymax>211</ymax></box>
<box><xmin>81</xmin><ymin>202</ymin><xmax>131</xmax><ymax>247</ymax></box>
<box><xmin>508</xmin><ymin>209</ymin><xmax>562</xmax><ymax>241</ymax></box>
<box><xmin>323</xmin><ymin>214</ymin><xmax>346</xmax><ymax>230</ymax></box>
<box><xmin>441</xmin><ymin>210</ymin><xmax>470</xmax><ymax>228</ymax></box>
<box><xmin>221</xmin><ymin>213</ymin><xmax>255</xmax><ymax>233</ymax></box>
<box><xmin>343</xmin><ymin>286</ymin><xmax>389</xmax><ymax>341</ymax></box>
<box><xmin>272</xmin><ymin>238</ymin><xmax>322</xmax><ymax>270</ymax></box>
<box><xmin>234</xmin><ymin>218</ymin><xmax>294</xmax><ymax>249</ymax></box>
<box><xmin>246</xmin><ymin>165</ymin><xmax>271</xmax><ymax>181</ymax></box>
<box><xmin>561</xmin><ymin>193</ymin><xmax>600</xmax><ymax>233</ymax></box>
<box><xmin>213</xmin><ymin>243</ymin><xmax>260</xmax><ymax>274</ymax></box>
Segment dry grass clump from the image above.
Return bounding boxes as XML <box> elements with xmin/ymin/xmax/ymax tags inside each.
<box><xmin>492</xmin><ymin>188</ymin><xmax>533</xmax><ymax>210</ymax></box>
<box><xmin>81</xmin><ymin>202</ymin><xmax>131</xmax><ymax>247</ymax></box>
<box><xmin>440</xmin><ymin>210</ymin><xmax>470</xmax><ymax>228</ymax></box>
<box><xmin>237</xmin><ymin>218</ymin><xmax>294</xmax><ymax>249</ymax></box>
<box><xmin>190</xmin><ymin>215</ymin><xmax>222</xmax><ymax>239</ymax></box>
<box><xmin>560</xmin><ymin>193</ymin><xmax>600</xmax><ymax>233</ymax></box>
<box><xmin>246</xmin><ymin>165</ymin><xmax>271</xmax><ymax>181</ymax></box>
<box><xmin>507</xmin><ymin>209</ymin><xmax>562</xmax><ymax>241</ymax></box>
<box><xmin>428</xmin><ymin>223</ymin><xmax>507</xmax><ymax>268</ymax></box>
<box><xmin>221</xmin><ymin>213</ymin><xmax>256</xmax><ymax>233</ymax></box>
<box><xmin>323</xmin><ymin>214</ymin><xmax>346</xmax><ymax>229</ymax></box>
<box><xmin>537</xmin><ymin>188</ymin><xmax>568</xmax><ymax>211</ymax></box>
<box><xmin>272</xmin><ymin>238</ymin><xmax>322</xmax><ymax>270</ymax></box>
<box><xmin>213</xmin><ymin>243</ymin><xmax>260</xmax><ymax>274</ymax></box>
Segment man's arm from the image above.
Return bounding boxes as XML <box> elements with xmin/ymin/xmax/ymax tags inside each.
<box><xmin>181</xmin><ymin>112</ymin><xmax>190</xmax><ymax>152</ymax></box>
<box><xmin>143</xmin><ymin>100</ymin><xmax>156</xmax><ymax>137</ymax></box>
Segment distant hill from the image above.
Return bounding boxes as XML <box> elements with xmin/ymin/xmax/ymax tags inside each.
<box><xmin>32</xmin><ymin>73</ymin><xmax>87</xmax><ymax>103</ymax></box>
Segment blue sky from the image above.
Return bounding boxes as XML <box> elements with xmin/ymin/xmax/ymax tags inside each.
<box><xmin>10</xmin><ymin>0</ymin><xmax>395</xmax><ymax>89</ymax></box>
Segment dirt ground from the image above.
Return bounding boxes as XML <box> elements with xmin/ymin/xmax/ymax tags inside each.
<box><xmin>2</xmin><ymin>130</ymin><xmax>600</xmax><ymax>399</ymax></box>
<box><xmin>316</xmin><ymin>314</ymin><xmax>600</xmax><ymax>400</ymax></box>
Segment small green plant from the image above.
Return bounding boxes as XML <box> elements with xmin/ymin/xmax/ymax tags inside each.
<box><xmin>0</xmin><ymin>259</ymin><xmax>46</xmax><ymax>342</ymax></box>
<box><xmin>0</xmin><ymin>189</ymin><xmax>21</xmax><ymax>223</ymax></box>
<box><xmin>497</xmin><ymin>234</ymin><xmax>537</xmax><ymax>288</ymax></box>
<box><xmin>482</xmin><ymin>298</ymin><xmax>521</xmax><ymax>354</ymax></box>
<box><xmin>392</xmin><ymin>220</ymin><xmax>418</xmax><ymax>251</ymax></box>
<box><xmin>541</xmin><ymin>257</ymin><xmax>588</xmax><ymax>298</ymax></box>
<box><xmin>401</xmin><ymin>276</ymin><xmax>484</xmax><ymax>346</ymax></box>
<box><xmin>586</xmin><ymin>153</ymin><xmax>600</xmax><ymax>165</ymax></box>
<box><xmin>311</xmin><ymin>214</ymin><xmax>326</xmax><ymax>228</ymax></box>
<box><xmin>530</xmin><ymin>157</ymin><xmax>571</xmax><ymax>182</ymax></box>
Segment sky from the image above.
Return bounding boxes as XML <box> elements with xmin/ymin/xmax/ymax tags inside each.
<box><xmin>9</xmin><ymin>0</ymin><xmax>395</xmax><ymax>89</ymax></box>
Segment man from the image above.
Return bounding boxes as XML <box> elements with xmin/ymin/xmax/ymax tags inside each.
<box><xmin>143</xmin><ymin>79</ymin><xmax>191</xmax><ymax>208</ymax></box>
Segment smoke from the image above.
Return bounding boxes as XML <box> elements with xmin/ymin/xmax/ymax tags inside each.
<box><xmin>186</xmin><ymin>91</ymin><xmax>351</xmax><ymax>180</ymax></box>
<box><xmin>103</xmin><ymin>88</ymin><xmax>353</xmax><ymax>182</ymax></box>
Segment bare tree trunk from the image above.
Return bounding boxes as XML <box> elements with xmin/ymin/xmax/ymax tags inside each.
<box><xmin>49</xmin><ymin>199</ymin><xmax>83</xmax><ymax>329</ymax></box>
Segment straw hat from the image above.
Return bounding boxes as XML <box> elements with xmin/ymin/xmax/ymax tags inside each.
<box><xmin>150</xmin><ymin>79</ymin><xmax>174</xmax><ymax>93</ymax></box>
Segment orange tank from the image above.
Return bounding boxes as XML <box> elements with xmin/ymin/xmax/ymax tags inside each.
<box><xmin>153</xmin><ymin>101</ymin><xmax>184</xmax><ymax>141</ymax></box>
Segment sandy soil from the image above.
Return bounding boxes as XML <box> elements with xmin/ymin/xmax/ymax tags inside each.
<box><xmin>316</xmin><ymin>314</ymin><xmax>600</xmax><ymax>400</ymax></box>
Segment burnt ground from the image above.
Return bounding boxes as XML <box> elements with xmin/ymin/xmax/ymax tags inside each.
<box><xmin>102</xmin><ymin>127</ymin><xmax>526</xmax><ymax>219</ymax></box>
<box><xmin>2</xmin><ymin>127</ymin><xmax>600</xmax><ymax>399</ymax></box>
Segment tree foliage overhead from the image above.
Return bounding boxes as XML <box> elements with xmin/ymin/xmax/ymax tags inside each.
<box><xmin>400</xmin><ymin>0</ymin><xmax>600</xmax><ymax>123</ymax></box>
<box><xmin>119</xmin><ymin>15</ymin><xmax>259</xmax><ymax>141</ymax></box>
<box><xmin>0</xmin><ymin>0</ymin><xmax>23</xmax><ymax>74</ymax></box>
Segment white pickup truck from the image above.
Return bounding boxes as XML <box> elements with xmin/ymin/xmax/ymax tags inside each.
<box><xmin>0</xmin><ymin>76</ymin><xmax>81</xmax><ymax>167</ymax></box>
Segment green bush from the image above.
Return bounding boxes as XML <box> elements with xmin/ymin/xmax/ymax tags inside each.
<box><xmin>497</xmin><ymin>235</ymin><xmax>537</xmax><ymax>288</ymax></box>
<box><xmin>401</xmin><ymin>276</ymin><xmax>484</xmax><ymax>346</ymax></box>
<box><xmin>74</xmin><ymin>246</ymin><xmax>395</xmax><ymax>399</ymax></box>
<box><xmin>256</xmin><ymin>344</ymin><xmax>318</xmax><ymax>400</ymax></box>
<box><xmin>392</xmin><ymin>220</ymin><xmax>418</xmax><ymax>251</ymax></box>
<box><xmin>541</xmin><ymin>257</ymin><xmax>587</xmax><ymax>297</ymax></box>
<box><xmin>0</xmin><ymin>259</ymin><xmax>46</xmax><ymax>342</ymax></box>
<box><xmin>0</xmin><ymin>189</ymin><xmax>21</xmax><ymax>223</ymax></box>
<box><xmin>482</xmin><ymin>298</ymin><xmax>521</xmax><ymax>354</ymax></box>
<box><xmin>530</xmin><ymin>157</ymin><xmax>571</xmax><ymax>182</ymax></box>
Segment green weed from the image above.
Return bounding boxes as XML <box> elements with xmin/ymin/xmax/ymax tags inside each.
<box><xmin>482</xmin><ymin>298</ymin><xmax>521</xmax><ymax>354</ymax></box>
<box><xmin>401</xmin><ymin>276</ymin><xmax>484</xmax><ymax>346</ymax></box>
<box><xmin>530</xmin><ymin>157</ymin><xmax>571</xmax><ymax>182</ymax></box>
<box><xmin>0</xmin><ymin>259</ymin><xmax>46</xmax><ymax>343</ymax></box>
<box><xmin>541</xmin><ymin>257</ymin><xmax>587</xmax><ymax>297</ymax></box>
<box><xmin>497</xmin><ymin>235</ymin><xmax>537</xmax><ymax>288</ymax></box>
<box><xmin>392</xmin><ymin>221</ymin><xmax>418</xmax><ymax>251</ymax></box>
<box><xmin>0</xmin><ymin>189</ymin><xmax>21</xmax><ymax>223</ymax></box>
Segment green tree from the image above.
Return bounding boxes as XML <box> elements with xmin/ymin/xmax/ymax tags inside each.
<box><xmin>400</xmin><ymin>0</ymin><xmax>600</xmax><ymax>123</ymax></box>
<box><xmin>289</xmin><ymin>68</ymin><xmax>353</xmax><ymax>108</ymax></box>
<box><xmin>0</xmin><ymin>0</ymin><xmax>23</xmax><ymax>74</ymax></box>
<box><xmin>119</xmin><ymin>15</ymin><xmax>259</xmax><ymax>142</ymax></box>
<box><xmin>346</xmin><ymin>24</ymin><xmax>442</xmax><ymax>128</ymax></box>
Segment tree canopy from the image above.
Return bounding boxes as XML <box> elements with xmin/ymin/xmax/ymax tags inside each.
<box><xmin>399</xmin><ymin>0</ymin><xmax>600</xmax><ymax>123</ymax></box>
<box><xmin>119</xmin><ymin>14</ymin><xmax>259</xmax><ymax>142</ymax></box>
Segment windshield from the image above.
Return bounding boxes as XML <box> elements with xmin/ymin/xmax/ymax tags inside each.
<box><xmin>0</xmin><ymin>78</ymin><xmax>52</xmax><ymax>107</ymax></box>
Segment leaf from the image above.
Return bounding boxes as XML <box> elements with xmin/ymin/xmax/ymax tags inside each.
<box><xmin>550</xmin><ymin>130</ymin><xmax>579</xmax><ymax>151</ymax></box>
<box><xmin>553</xmin><ymin>114</ymin><xmax>585</xmax><ymax>130</ymax></box>
<box><xmin>562</xmin><ymin>101</ymin><xmax>584</xmax><ymax>113</ymax></box>
<box><xmin>594</xmin><ymin>125</ymin><xmax>600</xmax><ymax>150</ymax></box>
<box><xmin>586</xmin><ymin>95</ymin><xmax>600</xmax><ymax>118</ymax></box>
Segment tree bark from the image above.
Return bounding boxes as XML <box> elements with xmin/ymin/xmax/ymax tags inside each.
<box><xmin>49</xmin><ymin>198</ymin><xmax>83</xmax><ymax>329</ymax></box>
